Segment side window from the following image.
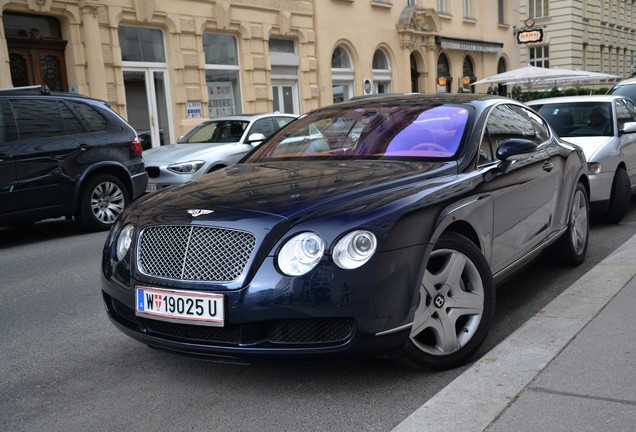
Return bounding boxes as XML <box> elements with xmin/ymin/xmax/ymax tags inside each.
<box><xmin>525</xmin><ymin>108</ymin><xmax>550</xmax><ymax>143</ymax></box>
<box><xmin>274</xmin><ymin>116</ymin><xmax>294</xmax><ymax>129</ymax></box>
<box><xmin>9</xmin><ymin>99</ymin><xmax>84</xmax><ymax>139</ymax></box>
<box><xmin>249</xmin><ymin>118</ymin><xmax>276</xmax><ymax>138</ymax></box>
<box><xmin>68</xmin><ymin>101</ymin><xmax>108</xmax><ymax>132</ymax></box>
<box><xmin>486</xmin><ymin>104</ymin><xmax>537</xmax><ymax>150</ymax></box>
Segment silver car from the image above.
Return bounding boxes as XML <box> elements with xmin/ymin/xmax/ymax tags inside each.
<box><xmin>528</xmin><ymin>95</ymin><xmax>636</xmax><ymax>223</ymax></box>
<box><xmin>143</xmin><ymin>113</ymin><xmax>297</xmax><ymax>192</ymax></box>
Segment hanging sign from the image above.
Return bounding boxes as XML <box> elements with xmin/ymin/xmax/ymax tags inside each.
<box><xmin>517</xmin><ymin>29</ymin><xmax>544</xmax><ymax>44</ymax></box>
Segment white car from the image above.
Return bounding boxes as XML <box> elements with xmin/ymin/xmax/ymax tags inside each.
<box><xmin>528</xmin><ymin>95</ymin><xmax>636</xmax><ymax>223</ymax></box>
<box><xmin>143</xmin><ymin>113</ymin><xmax>297</xmax><ymax>192</ymax></box>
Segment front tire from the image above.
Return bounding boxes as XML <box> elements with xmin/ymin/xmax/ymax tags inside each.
<box><xmin>552</xmin><ymin>182</ymin><xmax>589</xmax><ymax>266</ymax></box>
<box><xmin>603</xmin><ymin>168</ymin><xmax>631</xmax><ymax>224</ymax></box>
<box><xmin>400</xmin><ymin>232</ymin><xmax>495</xmax><ymax>370</ymax></box>
<box><xmin>76</xmin><ymin>174</ymin><xmax>129</xmax><ymax>231</ymax></box>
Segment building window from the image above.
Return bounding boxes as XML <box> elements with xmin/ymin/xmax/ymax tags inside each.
<box><xmin>529</xmin><ymin>45</ymin><xmax>549</xmax><ymax>68</ymax></box>
<box><xmin>407</xmin><ymin>0</ymin><xmax>417</xmax><ymax>6</ymax></box>
<box><xmin>269</xmin><ymin>38</ymin><xmax>300</xmax><ymax>114</ymax></box>
<box><xmin>437</xmin><ymin>0</ymin><xmax>448</xmax><ymax>14</ymax></box>
<box><xmin>331</xmin><ymin>45</ymin><xmax>354</xmax><ymax>103</ymax></box>
<box><xmin>528</xmin><ymin>0</ymin><xmax>549</xmax><ymax>19</ymax></box>
<box><xmin>498</xmin><ymin>0</ymin><xmax>505</xmax><ymax>24</ymax></box>
<box><xmin>464</xmin><ymin>0</ymin><xmax>473</xmax><ymax>18</ymax></box>
<box><xmin>203</xmin><ymin>33</ymin><xmax>241</xmax><ymax>117</ymax></box>
<box><xmin>118</xmin><ymin>26</ymin><xmax>166</xmax><ymax>63</ymax></box>
<box><xmin>372</xmin><ymin>49</ymin><xmax>391</xmax><ymax>94</ymax></box>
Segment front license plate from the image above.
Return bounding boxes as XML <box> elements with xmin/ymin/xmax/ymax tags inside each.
<box><xmin>145</xmin><ymin>182</ymin><xmax>158</xmax><ymax>193</ymax></box>
<box><xmin>135</xmin><ymin>286</ymin><xmax>224</xmax><ymax>327</ymax></box>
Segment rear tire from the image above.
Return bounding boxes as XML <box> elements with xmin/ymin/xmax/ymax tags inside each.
<box><xmin>603</xmin><ymin>168</ymin><xmax>631</xmax><ymax>224</ymax></box>
<box><xmin>399</xmin><ymin>232</ymin><xmax>495</xmax><ymax>370</ymax></box>
<box><xmin>76</xmin><ymin>174</ymin><xmax>129</xmax><ymax>231</ymax></box>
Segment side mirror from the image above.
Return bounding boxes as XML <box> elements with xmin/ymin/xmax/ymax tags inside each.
<box><xmin>246</xmin><ymin>133</ymin><xmax>266</xmax><ymax>144</ymax></box>
<box><xmin>619</xmin><ymin>122</ymin><xmax>636</xmax><ymax>135</ymax></box>
<box><xmin>496</xmin><ymin>138</ymin><xmax>537</xmax><ymax>161</ymax></box>
<box><xmin>177</xmin><ymin>135</ymin><xmax>186</xmax><ymax>143</ymax></box>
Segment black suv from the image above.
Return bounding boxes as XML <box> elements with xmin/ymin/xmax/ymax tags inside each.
<box><xmin>0</xmin><ymin>85</ymin><xmax>148</xmax><ymax>231</ymax></box>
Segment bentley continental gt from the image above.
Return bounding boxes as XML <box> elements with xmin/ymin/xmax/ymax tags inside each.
<box><xmin>101</xmin><ymin>94</ymin><xmax>590</xmax><ymax>370</ymax></box>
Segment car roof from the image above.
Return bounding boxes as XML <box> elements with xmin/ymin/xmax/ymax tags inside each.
<box><xmin>202</xmin><ymin>113</ymin><xmax>298</xmax><ymax>122</ymax></box>
<box><xmin>527</xmin><ymin>95</ymin><xmax>624</xmax><ymax>105</ymax></box>
<box><xmin>306</xmin><ymin>93</ymin><xmax>509</xmax><ymax>115</ymax></box>
<box><xmin>611</xmin><ymin>77</ymin><xmax>636</xmax><ymax>87</ymax></box>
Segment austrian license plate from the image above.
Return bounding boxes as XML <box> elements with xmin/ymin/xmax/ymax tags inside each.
<box><xmin>145</xmin><ymin>182</ymin><xmax>158</xmax><ymax>193</ymax></box>
<box><xmin>135</xmin><ymin>286</ymin><xmax>224</xmax><ymax>327</ymax></box>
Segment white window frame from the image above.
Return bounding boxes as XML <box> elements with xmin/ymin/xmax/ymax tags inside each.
<box><xmin>528</xmin><ymin>0</ymin><xmax>549</xmax><ymax>19</ymax></box>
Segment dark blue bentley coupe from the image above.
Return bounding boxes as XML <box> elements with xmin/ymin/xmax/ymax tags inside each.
<box><xmin>101</xmin><ymin>94</ymin><xmax>590</xmax><ymax>370</ymax></box>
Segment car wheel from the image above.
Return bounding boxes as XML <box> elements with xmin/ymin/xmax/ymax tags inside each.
<box><xmin>603</xmin><ymin>168</ymin><xmax>631</xmax><ymax>224</ymax></box>
<box><xmin>552</xmin><ymin>182</ymin><xmax>589</xmax><ymax>266</ymax></box>
<box><xmin>400</xmin><ymin>231</ymin><xmax>495</xmax><ymax>370</ymax></box>
<box><xmin>76</xmin><ymin>174</ymin><xmax>129</xmax><ymax>231</ymax></box>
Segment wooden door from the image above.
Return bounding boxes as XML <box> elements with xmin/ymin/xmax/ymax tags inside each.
<box><xmin>7</xmin><ymin>37</ymin><xmax>68</xmax><ymax>91</ymax></box>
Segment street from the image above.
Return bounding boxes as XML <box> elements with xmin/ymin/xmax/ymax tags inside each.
<box><xmin>2</xmin><ymin>202</ymin><xmax>636</xmax><ymax>432</ymax></box>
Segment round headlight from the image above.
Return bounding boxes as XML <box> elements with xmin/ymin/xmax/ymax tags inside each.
<box><xmin>115</xmin><ymin>224</ymin><xmax>135</xmax><ymax>261</ymax></box>
<box><xmin>333</xmin><ymin>230</ymin><xmax>377</xmax><ymax>269</ymax></box>
<box><xmin>278</xmin><ymin>232</ymin><xmax>325</xmax><ymax>276</ymax></box>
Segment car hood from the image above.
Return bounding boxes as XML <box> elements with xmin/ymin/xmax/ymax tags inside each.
<box><xmin>561</xmin><ymin>136</ymin><xmax>614</xmax><ymax>160</ymax></box>
<box><xmin>143</xmin><ymin>142</ymin><xmax>241</xmax><ymax>164</ymax></box>
<box><xmin>130</xmin><ymin>160</ymin><xmax>459</xmax><ymax>224</ymax></box>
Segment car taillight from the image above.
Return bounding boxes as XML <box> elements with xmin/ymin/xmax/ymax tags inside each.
<box><xmin>131</xmin><ymin>137</ymin><xmax>143</xmax><ymax>155</ymax></box>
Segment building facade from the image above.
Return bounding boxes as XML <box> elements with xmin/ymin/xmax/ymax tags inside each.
<box><xmin>314</xmin><ymin>0</ymin><xmax>519</xmax><ymax>104</ymax></box>
<box><xmin>518</xmin><ymin>0</ymin><xmax>636</xmax><ymax>79</ymax></box>
<box><xmin>0</xmin><ymin>0</ymin><xmax>519</xmax><ymax>148</ymax></box>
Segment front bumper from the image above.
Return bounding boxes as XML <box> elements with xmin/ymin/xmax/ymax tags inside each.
<box><xmin>101</xmin><ymin>247</ymin><xmax>426</xmax><ymax>362</ymax></box>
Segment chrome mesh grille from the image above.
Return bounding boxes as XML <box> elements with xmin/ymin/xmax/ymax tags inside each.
<box><xmin>138</xmin><ymin>225</ymin><xmax>256</xmax><ymax>282</ymax></box>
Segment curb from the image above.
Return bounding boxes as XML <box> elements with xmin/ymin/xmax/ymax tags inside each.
<box><xmin>392</xmin><ymin>233</ymin><xmax>636</xmax><ymax>432</ymax></box>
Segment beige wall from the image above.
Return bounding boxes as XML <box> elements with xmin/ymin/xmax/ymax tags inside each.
<box><xmin>313</xmin><ymin>0</ymin><xmax>520</xmax><ymax>101</ymax></box>
<box><xmin>0</xmin><ymin>0</ymin><xmax>318</xmax><ymax>140</ymax></box>
<box><xmin>518</xmin><ymin>0</ymin><xmax>636</xmax><ymax>81</ymax></box>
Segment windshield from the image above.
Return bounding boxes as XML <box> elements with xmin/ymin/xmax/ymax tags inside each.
<box><xmin>608</xmin><ymin>84</ymin><xmax>636</xmax><ymax>104</ymax></box>
<box><xmin>534</xmin><ymin>102</ymin><xmax>613</xmax><ymax>137</ymax></box>
<box><xmin>247</xmin><ymin>105</ymin><xmax>470</xmax><ymax>162</ymax></box>
<box><xmin>179</xmin><ymin>120</ymin><xmax>249</xmax><ymax>143</ymax></box>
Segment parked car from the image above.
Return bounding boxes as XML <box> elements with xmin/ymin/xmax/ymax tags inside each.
<box><xmin>101</xmin><ymin>94</ymin><xmax>590</xmax><ymax>370</ymax></box>
<box><xmin>527</xmin><ymin>95</ymin><xmax>636</xmax><ymax>223</ymax></box>
<box><xmin>0</xmin><ymin>85</ymin><xmax>148</xmax><ymax>231</ymax></box>
<box><xmin>143</xmin><ymin>113</ymin><xmax>297</xmax><ymax>192</ymax></box>
<box><xmin>607</xmin><ymin>76</ymin><xmax>636</xmax><ymax>104</ymax></box>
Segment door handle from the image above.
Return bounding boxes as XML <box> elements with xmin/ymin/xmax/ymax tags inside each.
<box><xmin>543</xmin><ymin>162</ymin><xmax>554</xmax><ymax>172</ymax></box>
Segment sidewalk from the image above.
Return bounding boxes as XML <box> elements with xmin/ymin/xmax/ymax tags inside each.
<box><xmin>393</xmin><ymin>233</ymin><xmax>636</xmax><ymax>432</ymax></box>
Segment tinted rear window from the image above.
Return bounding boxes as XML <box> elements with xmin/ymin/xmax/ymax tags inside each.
<box><xmin>8</xmin><ymin>99</ymin><xmax>85</xmax><ymax>140</ymax></box>
<box><xmin>68</xmin><ymin>101</ymin><xmax>108</xmax><ymax>132</ymax></box>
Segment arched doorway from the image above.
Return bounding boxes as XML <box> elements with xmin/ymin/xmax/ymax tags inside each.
<box><xmin>497</xmin><ymin>58</ymin><xmax>508</xmax><ymax>96</ymax></box>
<box><xmin>437</xmin><ymin>54</ymin><xmax>451</xmax><ymax>93</ymax></box>
<box><xmin>3</xmin><ymin>12</ymin><xmax>68</xmax><ymax>91</ymax></box>
<box><xmin>410</xmin><ymin>54</ymin><xmax>419</xmax><ymax>92</ymax></box>
<box><xmin>462</xmin><ymin>56</ymin><xmax>475</xmax><ymax>93</ymax></box>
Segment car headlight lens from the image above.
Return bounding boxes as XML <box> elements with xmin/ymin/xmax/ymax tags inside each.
<box><xmin>278</xmin><ymin>232</ymin><xmax>325</xmax><ymax>276</ymax></box>
<box><xmin>167</xmin><ymin>160</ymin><xmax>205</xmax><ymax>174</ymax></box>
<box><xmin>587</xmin><ymin>162</ymin><xmax>601</xmax><ymax>175</ymax></box>
<box><xmin>332</xmin><ymin>230</ymin><xmax>377</xmax><ymax>269</ymax></box>
<box><xmin>115</xmin><ymin>224</ymin><xmax>135</xmax><ymax>261</ymax></box>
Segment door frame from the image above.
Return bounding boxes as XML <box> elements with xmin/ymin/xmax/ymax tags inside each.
<box><xmin>122</xmin><ymin>66</ymin><xmax>174</xmax><ymax>149</ymax></box>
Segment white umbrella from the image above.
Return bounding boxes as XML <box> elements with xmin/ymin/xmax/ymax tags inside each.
<box><xmin>472</xmin><ymin>65</ymin><xmax>621</xmax><ymax>90</ymax></box>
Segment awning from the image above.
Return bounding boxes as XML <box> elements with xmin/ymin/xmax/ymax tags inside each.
<box><xmin>435</xmin><ymin>36</ymin><xmax>503</xmax><ymax>53</ymax></box>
